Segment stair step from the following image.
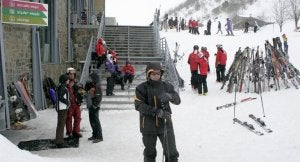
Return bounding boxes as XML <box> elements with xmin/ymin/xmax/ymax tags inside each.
<box><xmin>101</xmin><ymin>100</ymin><xmax>133</xmax><ymax>104</ymax></box>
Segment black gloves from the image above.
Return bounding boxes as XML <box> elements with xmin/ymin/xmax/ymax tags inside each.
<box><xmin>156</xmin><ymin>109</ymin><xmax>171</xmax><ymax>120</ymax></box>
<box><xmin>159</xmin><ymin>93</ymin><xmax>173</xmax><ymax>103</ymax></box>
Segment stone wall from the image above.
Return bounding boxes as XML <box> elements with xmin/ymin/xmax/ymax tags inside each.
<box><xmin>3</xmin><ymin>24</ymin><xmax>32</xmax><ymax>86</ymax></box>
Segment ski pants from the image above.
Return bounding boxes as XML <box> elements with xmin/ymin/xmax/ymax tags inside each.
<box><xmin>190</xmin><ymin>70</ymin><xmax>199</xmax><ymax>89</ymax></box>
<box><xmin>142</xmin><ymin>130</ymin><xmax>179</xmax><ymax>162</ymax></box>
<box><xmin>66</xmin><ymin>104</ymin><xmax>81</xmax><ymax>135</ymax></box>
<box><xmin>55</xmin><ymin>109</ymin><xmax>68</xmax><ymax>144</ymax></box>
<box><xmin>216</xmin><ymin>65</ymin><xmax>226</xmax><ymax>82</ymax></box>
<box><xmin>198</xmin><ymin>75</ymin><xmax>208</xmax><ymax>94</ymax></box>
<box><xmin>88</xmin><ymin>107</ymin><xmax>103</xmax><ymax>139</ymax></box>
<box><xmin>124</xmin><ymin>74</ymin><xmax>134</xmax><ymax>84</ymax></box>
<box><xmin>106</xmin><ymin>76</ymin><xmax>115</xmax><ymax>95</ymax></box>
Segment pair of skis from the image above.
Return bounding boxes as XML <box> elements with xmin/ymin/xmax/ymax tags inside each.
<box><xmin>233</xmin><ymin>114</ymin><xmax>273</xmax><ymax>136</ymax></box>
<box><xmin>216</xmin><ymin>97</ymin><xmax>257</xmax><ymax>110</ymax></box>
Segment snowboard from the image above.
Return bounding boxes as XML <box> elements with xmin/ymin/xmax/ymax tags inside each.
<box><xmin>17</xmin><ymin>137</ymin><xmax>79</xmax><ymax>151</ymax></box>
<box><xmin>14</xmin><ymin>81</ymin><xmax>38</xmax><ymax>119</ymax></box>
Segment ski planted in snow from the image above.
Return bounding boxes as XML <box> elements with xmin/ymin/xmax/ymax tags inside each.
<box><xmin>249</xmin><ymin>114</ymin><xmax>273</xmax><ymax>133</ymax></box>
<box><xmin>233</xmin><ymin>118</ymin><xmax>264</xmax><ymax>136</ymax></box>
<box><xmin>216</xmin><ymin>97</ymin><xmax>257</xmax><ymax>110</ymax></box>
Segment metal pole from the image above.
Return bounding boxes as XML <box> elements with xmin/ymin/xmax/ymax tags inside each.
<box><xmin>32</xmin><ymin>27</ymin><xmax>45</xmax><ymax>110</ymax></box>
<box><xmin>0</xmin><ymin>21</ymin><xmax>10</xmax><ymax>130</ymax></box>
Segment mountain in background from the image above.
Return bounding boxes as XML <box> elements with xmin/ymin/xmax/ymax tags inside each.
<box><xmin>165</xmin><ymin>0</ymin><xmax>274</xmax><ymax>29</ymax></box>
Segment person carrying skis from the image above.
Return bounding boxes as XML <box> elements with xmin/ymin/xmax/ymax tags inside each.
<box><xmin>55</xmin><ymin>74</ymin><xmax>70</xmax><ymax>148</ymax></box>
<box><xmin>135</xmin><ymin>62</ymin><xmax>181</xmax><ymax>162</ymax></box>
<box><xmin>85</xmin><ymin>73</ymin><xmax>103</xmax><ymax>143</ymax></box>
<box><xmin>197</xmin><ymin>52</ymin><xmax>209</xmax><ymax>95</ymax></box>
<box><xmin>66</xmin><ymin>67</ymin><xmax>83</xmax><ymax>138</ymax></box>
<box><xmin>188</xmin><ymin>45</ymin><xmax>200</xmax><ymax>91</ymax></box>
<box><xmin>215</xmin><ymin>44</ymin><xmax>227</xmax><ymax>82</ymax></box>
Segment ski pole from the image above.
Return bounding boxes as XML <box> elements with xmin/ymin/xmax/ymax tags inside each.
<box><xmin>258</xmin><ymin>79</ymin><xmax>266</xmax><ymax>117</ymax></box>
<box><xmin>161</xmin><ymin>102</ymin><xmax>170</xmax><ymax>162</ymax></box>
<box><xmin>233</xmin><ymin>75</ymin><xmax>238</xmax><ymax>123</ymax></box>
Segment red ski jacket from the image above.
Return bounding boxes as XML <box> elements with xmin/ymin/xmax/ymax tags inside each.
<box><xmin>198</xmin><ymin>57</ymin><xmax>209</xmax><ymax>75</ymax></box>
<box><xmin>122</xmin><ymin>64</ymin><xmax>135</xmax><ymax>75</ymax></box>
<box><xmin>188</xmin><ymin>52</ymin><xmax>200</xmax><ymax>71</ymax></box>
<box><xmin>215</xmin><ymin>49</ymin><xmax>227</xmax><ymax>66</ymax></box>
<box><xmin>95</xmin><ymin>38</ymin><xmax>106</xmax><ymax>57</ymax></box>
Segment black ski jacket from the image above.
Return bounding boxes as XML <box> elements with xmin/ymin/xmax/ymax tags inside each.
<box><xmin>135</xmin><ymin>80</ymin><xmax>180</xmax><ymax>134</ymax></box>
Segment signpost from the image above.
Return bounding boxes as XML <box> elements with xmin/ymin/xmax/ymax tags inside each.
<box><xmin>1</xmin><ymin>0</ymin><xmax>48</xmax><ymax>26</ymax></box>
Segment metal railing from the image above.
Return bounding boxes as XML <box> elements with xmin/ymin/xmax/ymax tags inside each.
<box><xmin>79</xmin><ymin>12</ymin><xmax>105</xmax><ymax>85</ymax></box>
<box><xmin>152</xmin><ymin>10</ymin><xmax>180</xmax><ymax>92</ymax></box>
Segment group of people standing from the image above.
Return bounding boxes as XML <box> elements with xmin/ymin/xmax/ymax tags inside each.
<box><xmin>188</xmin><ymin>44</ymin><xmax>227</xmax><ymax>95</ymax></box>
<box><xmin>55</xmin><ymin>67</ymin><xmax>103</xmax><ymax>147</ymax></box>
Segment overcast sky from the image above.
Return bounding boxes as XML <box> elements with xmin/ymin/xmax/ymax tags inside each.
<box><xmin>105</xmin><ymin>0</ymin><xmax>183</xmax><ymax>25</ymax></box>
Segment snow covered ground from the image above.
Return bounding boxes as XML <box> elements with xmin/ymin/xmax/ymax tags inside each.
<box><xmin>1</xmin><ymin>21</ymin><xmax>300</xmax><ymax>162</ymax></box>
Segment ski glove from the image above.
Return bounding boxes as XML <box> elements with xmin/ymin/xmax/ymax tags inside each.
<box><xmin>156</xmin><ymin>109</ymin><xmax>171</xmax><ymax>120</ymax></box>
<box><xmin>159</xmin><ymin>93</ymin><xmax>173</xmax><ymax>103</ymax></box>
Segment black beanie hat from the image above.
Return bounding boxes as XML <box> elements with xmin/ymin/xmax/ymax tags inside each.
<box><xmin>59</xmin><ymin>74</ymin><xmax>68</xmax><ymax>83</ymax></box>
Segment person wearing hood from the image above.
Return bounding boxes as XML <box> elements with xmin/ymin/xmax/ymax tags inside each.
<box><xmin>55</xmin><ymin>74</ymin><xmax>70</xmax><ymax>148</ymax></box>
<box><xmin>135</xmin><ymin>62</ymin><xmax>181</xmax><ymax>162</ymax></box>
<box><xmin>85</xmin><ymin>73</ymin><xmax>103</xmax><ymax>143</ymax></box>
<box><xmin>188</xmin><ymin>45</ymin><xmax>200</xmax><ymax>91</ymax></box>
<box><xmin>104</xmin><ymin>54</ymin><xmax>117</xmax><ymax>96</ymax></box>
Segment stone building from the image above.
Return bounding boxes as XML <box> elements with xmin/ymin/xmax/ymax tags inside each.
<box><xmin>0</xmin><ymin>0</ymin><xmax>105</xmax><ymax>130</ymax></box>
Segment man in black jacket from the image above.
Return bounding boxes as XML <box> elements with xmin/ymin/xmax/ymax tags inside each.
<box><xmin>135</xmin><ymin>62</ymin><xmax>181</xmax><ymax>162</ymax></box>
<box><xmin>85</xmin><ymin>73</ymin><xmax>103</xmax><ymax>143</ymax></box>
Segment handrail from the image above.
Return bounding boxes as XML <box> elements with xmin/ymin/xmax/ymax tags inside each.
<box><xmin>97</xmin><ymin>11</ymin><xmax>105</xmax><ymax>39</ymax></box>
<box><xmin>152</xmin><ymin>10</ymin><xmax>180</xmax><ymax>93</ymax></box>
<box><xmin>79</xmin><ymin>36</ymin><xmax>94</xmax><ymax>85</ymax></box>
<box><xmin>80</xmin><ymin>12</ymin><xmax>105</xmax><ymax>85</ymax></box>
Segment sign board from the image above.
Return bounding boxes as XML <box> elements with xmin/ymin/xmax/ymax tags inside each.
<box><xmin>1</xmin><ymin>0</ymin><xmax>48</xmax><ymax>26</ymax></box>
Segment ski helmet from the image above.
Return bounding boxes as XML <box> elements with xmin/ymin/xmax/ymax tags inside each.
<box><xmin>146</xmin><ymin>62</ymin><xmax>164</xmax><ymax>78</ymax></box>
<box><xmin>193</xmin><ymin>45</ymin><xmax>199</xmax><ymax>50</ymax></box>
<box><xmin>216</xmin><ymin>44</ymin><xmax>223</xmax><ymax>49</ymax></box>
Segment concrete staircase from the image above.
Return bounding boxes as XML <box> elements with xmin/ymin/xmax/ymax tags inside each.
<box><xmin>96</xmin><ymin>25</ymin><xmax>163</xmax><ymax>110</ymax></box>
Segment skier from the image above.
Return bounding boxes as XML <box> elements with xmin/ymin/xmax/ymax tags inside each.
<box><xmin>216</xmin><ymin>21</ymin><xmax>223</xmax><ymax>34</ymax></box>
<box><xmin>201</xmin><ymin>46</ymin><xmax>210</xmax><ymax>72</ymax></box>
<box><xmin>206</xmin><ymin>19</ymin><xmax>211</xmax><ymax>35</ymax></box>
<box><xmin>135</xmin><ymin>62</ymin><xmax>181</xmax><ymax>162</ymax></box>
<box><xmin>55</xmin><ymin>74</ymin><xmax>70</xmax><ymax>148</ymax></box>
<box><xmin>215</xmin><ymin>44</ymin><xmax>227</xmax><ymax>82</ymax></box>
<box><xmin>244</xmin><ymin>21</ymin><xmax>249</xmax><ymax>33</ymax></box>
<box><xmin>197</xmin><ymin>52</ymin><xmax>209</xmax><ymax>95</ymax></box>
<box><xmin>225</xmin><ymin>18</ymin><xmax>234</xmax><ymax>36</ymax></box>
<box><xmin>253</xmin><ymin>21</ymin><xmax>259</xmax><ymax>33</ymax></box>
<box><xmin>188</xmin><ymin>45</ymin><xmax>200</xmax><ymax>91</ymax></box>
<box><xmin>66</xmin><ymin>67</ymin><xmax>83</xmax><ymax>138</ymax></box>
<box><xmin>85</xmin><ymin>73</ymin><xmax>103</xmax><ymax>143</ymax></box>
